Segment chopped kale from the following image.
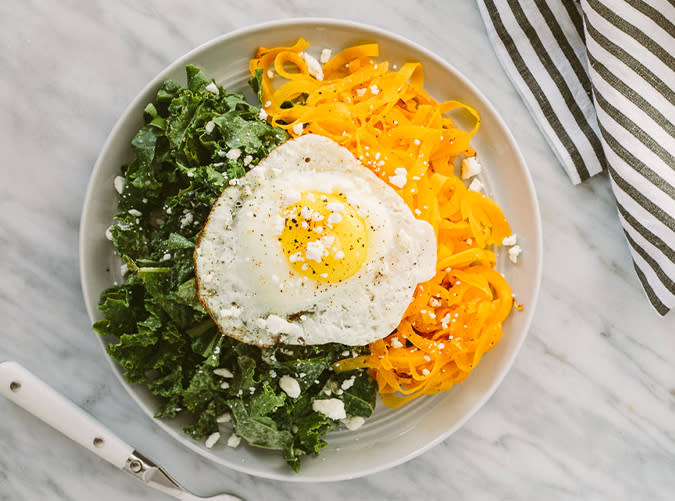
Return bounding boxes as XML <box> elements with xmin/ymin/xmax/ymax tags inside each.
<box><xmin>95</xmin><ymin>65</ymin><xmax>376</xmax><ymax>471</ymax></box>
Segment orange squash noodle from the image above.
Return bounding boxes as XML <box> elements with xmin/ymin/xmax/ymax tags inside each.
<box><xmin>249</xmin><ymin>40</ymin><xmax>515</xmax><ymax>408</ymax></box>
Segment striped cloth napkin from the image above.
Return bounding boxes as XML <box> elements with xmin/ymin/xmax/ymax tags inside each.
<box><xmin>477</xmin><ymin>0</ymin><xmax>675</xmax><ymax>315</ymax></box>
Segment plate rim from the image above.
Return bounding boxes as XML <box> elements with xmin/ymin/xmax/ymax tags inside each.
<box><xmin>79</xmin><ymin>17</ymin><xmax>543</xmax><ymax>482</ymax></box>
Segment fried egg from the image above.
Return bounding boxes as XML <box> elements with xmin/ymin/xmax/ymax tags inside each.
<box><xmin>194</xmin><ymin>134</ymin><xmax>436</xmax><ymax>346</ymax></box>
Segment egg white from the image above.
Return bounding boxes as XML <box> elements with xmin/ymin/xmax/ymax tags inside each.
<box><xmin>195</xmin><ymin>134</ymin><xmax>436</xmax><ymax>346</ymax></box>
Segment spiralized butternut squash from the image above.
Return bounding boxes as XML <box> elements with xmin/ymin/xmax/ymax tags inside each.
<box><xmin>249</xmin><ymin>40</ymin><xmax>515</xmax><ymax>408</ymax></box>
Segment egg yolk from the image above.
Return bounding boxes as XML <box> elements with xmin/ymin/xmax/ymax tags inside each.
<box><xmin>279</xmin><ymin>191</ymin><xmax>369</xmax><ymax>283</ymax></box>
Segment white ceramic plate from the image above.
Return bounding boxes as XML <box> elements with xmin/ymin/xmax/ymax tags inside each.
<box><xmin>80</xmin><ymin>19</ymin><xmax>542</xmax><ymax>482</ymax></box>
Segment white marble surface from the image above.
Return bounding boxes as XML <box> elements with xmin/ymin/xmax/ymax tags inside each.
<box><xmin>1</xmin><ymin>1</ymin><xmax>673</xmax><ymax>500</ymax></box>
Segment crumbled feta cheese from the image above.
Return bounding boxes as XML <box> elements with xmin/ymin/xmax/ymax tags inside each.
<box><xmin>205</xmin><ymin>120</ymin><xmax>215</xmax><ymax>134</ymax></box>
<box><xmin>214</xmin><ymin>368</ymin><xmax>234</xmax><ymax>378</ymax></box>
<box><xmin>258</xmin><ymin>108</ymin><xmax>268</xmax><ymax>121</ymax></box>
<box><xmin>413</xmin><ymin>138</ymin><xmax>421</xmax><ymax>145</ymax></box>
<box><xmin>305</xmin><ymin>240</ymin><xmax>325</xmax><ymax>262</ymax></box>
<box><xmin>279</xmin><ymin>375</ymin><xmax>301</xmax><ymax>399</ymax></box>
<box><xmin>469</xmin><ymin>178</ymin><xmax>484</xmax><ymax>192</ymax></box>
<box><xmin>267</xmin><ymin>69</ymin><xmax>274</xmax><ymax>78</ymax></box>
<box><xmin>128</xmin><ymin>209</ymin><xmax>142</xmax><ymax>217</ymax></box>
<box><xmin>180</xmin><ymin>212</ymin><xmax>193</xmax><ymax>228</ymax></box>
<box><xmin>341</xmin><ymin>376</ymin><xmax>356</xmax><ymax>390</ymax></box>
<box><xmin>389</xmin><ymin>167</ymin><xmax>408</xmax><ymax>188</ymax></box>
<box><xmin>422</xmin><ymin>368</ymin><xmax>430</xmax><ymax>376</ymax></box>
<box><xmin>441</xmin><ymin>313</ymin><xmax>451</xmax><ymax>328</ymax></box>
<box><xmin>502</xmin><ymin>234</ymin><xmax>518</xmax><ymax>246</ymax></box>
<box><xmin>461</xmin><ymin>156</ymin><xmax>482</xmax><ymax>179</ymax></box>
<box><xmin>226</xmin><ymin>148</ymin><xmax>241</xmax><ymax>160</ymax></box>
<box><xmin>391</xmin><ymin>337</ymin><xmax>404</xmax><ymax>348</ymax></box>
<box><xmin>356</xmin><ymin>88</ymin><xmax>367</xmax><ymax>97</ymax></box>
<box><xmin>216</xmin><ymin>412</ymin><xmax>231</xmax><ymax>423</ymax></box>
<box><xmin>105</xmin><ymin>226</ymin><xmax>114</xmax><ymax>241</ymax></box>
<box><xmin>243</xmin><ymin>155</ymin><xmax>253</xmax><ymax>166</ymax></box>
<box><xmin>327</xmin><ymin>212</ymin><xmax>342</xmax><ymax>224</ymax></box>
<box><xmin>369</xmin><ymin>84</ymin><xmax>380</xmax><ymax>95</ymax></box>
<box><xmin>120</xmin><ymin>263</ymin><xmax>128</xmax><ymax>276</ymax></box>
<box><xmin>113</xmin><ymin>176</ymin><xmax>125</xmax><ymax>194</ymax></box>
<box><xmin>260</xmin><ymin>314</ymin><xmax>303</xmax><ymax>336</ymax></box>
<box><xmin>312</xmin><ymin>398</ymin><xmax>346</xmax><ymax>420</ymax></box>
<box><xmin>227</xmin><ymin>434</ymin><xmax>241</xmax><ymax>448</ymax></box>
<box><xmin>334</xmin><ymin>250</ymin><xmax>345</xmax><ymax>259</ymax></box>
<box><xmin>320</xmin><ymin>48</ymin><xmax>332</xmax><ymax>64</ymax></box>
<box><xmin>220</xmin><ymin>381</ymin><xmax>230</xmax><ymax>390</ymax></box>
<box><xmin>204</xmin><ymin>82</ymin><xmax>219</xmax><ymax>95</ymax></box>
<box><xmin>341</xmin><ymin>415</ymin><xmax>365</xmax><ymax>431</ymax></box>
<box><xmin>205</xmin><ymin>432</ymin><xmax>220</xmax><ymax>449</ymax></box>
<box><xmin>289</xmin><ymin>251</ymin><xmax>304</xmax><ymax>263</ymax></box>
<box><xmin>161</xmin><ymin>253</ymin><xmax>171</xmax><ymax>261</ymax></box>
<box><xmin>219</xmin><ymin>306</ymin><xmax>241</xmax><ymax>318</ymax></box>
<box><xmin>292</xmin><ymin>122</ymin><xmax>304</xmax><ymax>135</ymax></box>
<box><xmin>325</xmin><ymin>202</ymin><xmax>344</xmax><ymax>213</ymax></box>
<box><xmin>217</xmin><ymin>150</ymin><xmax>227</xmax><ymax>157</ymax></box>
<box><xmin>300</xmin><ymin>51</ymin><xmax>324</xmax><ymax>80</ymax></box>
<box><xmin>508</xmin><ymin>245</ymin><xmax>522</xmax><ymax>264</ymax></box>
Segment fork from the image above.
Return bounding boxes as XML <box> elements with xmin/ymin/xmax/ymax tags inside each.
<box><xmin>0</xmin><ymin>361</ymin><xmax>242</xmax><ymax>501</ymax></box>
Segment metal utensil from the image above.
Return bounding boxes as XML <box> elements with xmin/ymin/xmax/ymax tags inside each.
<box><xmin>0</xmin><ymin>361</ymin><xmax>242</xmax><ymax>501</ymax></box>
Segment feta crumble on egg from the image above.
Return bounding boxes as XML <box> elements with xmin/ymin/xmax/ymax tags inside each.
<box><xmin>305</xmin><ymin>240</ymin><xmax>325</xmax><ymax>262</ymax></box>
<box><xmin>502</xmin><ymin>234</ymin><xmax>518</xmax><ymax>246</ymax></box>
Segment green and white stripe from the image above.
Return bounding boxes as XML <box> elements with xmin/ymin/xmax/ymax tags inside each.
<box><xmin>477</xmin><ymin>0</ymin><xmax>675</xmax><ymax>314</ymax></box>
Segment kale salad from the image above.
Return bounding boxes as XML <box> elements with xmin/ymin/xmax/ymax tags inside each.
<box><xmin>94</xmin><ymin>65</ymin><xmax>376</xmax><ymax>471</ymax></box>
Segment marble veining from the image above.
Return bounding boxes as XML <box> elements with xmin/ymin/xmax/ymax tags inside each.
<box><xmin>0</xmin><ymin>1</ymin><xmax>673</xmax><ymax>500</ymax></box>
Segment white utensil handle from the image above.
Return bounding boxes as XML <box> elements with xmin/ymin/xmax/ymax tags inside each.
<box><xmin>0</xmin><ymin>361</ymin><xmax>133</xmax><ymax>469</ymax></box>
